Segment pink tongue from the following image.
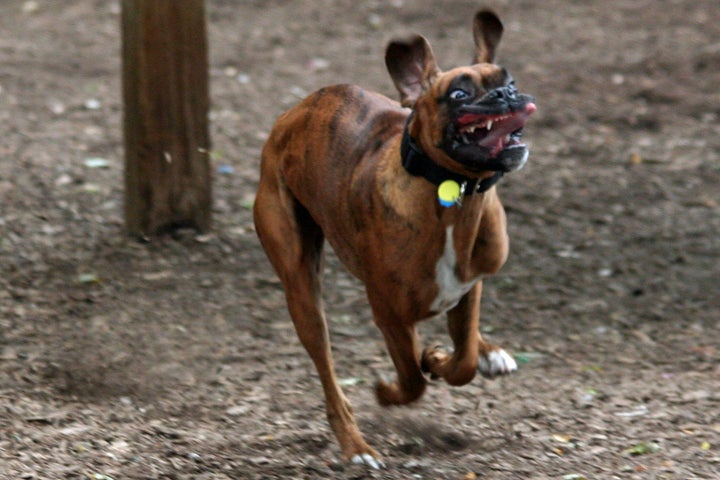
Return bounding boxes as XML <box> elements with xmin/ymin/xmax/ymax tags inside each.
<box><xmin>479</xmin><ymin>103</ymin><xmax>536</xmax><ymax>156</ymax></box>
<box><xmin>480</xmin><ymin>134</ymin><xmax>509</xmax><ymax>157</ymax></box>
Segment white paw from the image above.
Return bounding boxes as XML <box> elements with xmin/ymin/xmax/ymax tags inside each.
<box><xmin>478</xmin><ymin>349</ymin><xmax>518</xmax><ymax>378</ymax></box>
<box><xmin>351</xmin><ymin>453</ymin><xmax>384</xmax><ymax>469</ymax></box>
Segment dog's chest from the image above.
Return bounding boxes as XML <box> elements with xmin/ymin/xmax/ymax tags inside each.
<box><xmin>429</xmin><ymin>226</ymin><xmax>480</xmax><ymax>314</ymax></box>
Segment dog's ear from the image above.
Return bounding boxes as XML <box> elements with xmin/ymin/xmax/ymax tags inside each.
<box><xmin>385</xmin><ymin>35</ymin><xmax>440</xmax><ymax>108</ymax></box>
<box><xmin>473</xmin><ymin>9</ymin><xmax>503</xmax><ymax>64</ymax></box>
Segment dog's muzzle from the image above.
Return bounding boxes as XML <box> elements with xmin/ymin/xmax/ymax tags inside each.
<box><xmin>442</xmin><ymin>87</ymin><xmax>536</xmax><ymax>173</ymax></box>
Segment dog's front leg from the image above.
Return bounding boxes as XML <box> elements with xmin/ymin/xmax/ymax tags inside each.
<box><xmin>422</xmin><ymin>282</ymin><xmax>517</xmax><ymax>383</ymax></box>
<box><xmin>422</xmin><ymin>283</ymin><xmax>482</xmax><ymax>385</ymax></box>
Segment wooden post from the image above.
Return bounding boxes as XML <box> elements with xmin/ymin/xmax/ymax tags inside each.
<box><xmin>121</xmin><ymin>0</ymin><xmax>211</xmax><ymax>237</ymax></box>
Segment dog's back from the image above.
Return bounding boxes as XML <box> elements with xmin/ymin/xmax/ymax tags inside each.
<box><xmin>261</xmin><ymin>84</ymin><xmax>407</xmax><ymax>195</ymax></box>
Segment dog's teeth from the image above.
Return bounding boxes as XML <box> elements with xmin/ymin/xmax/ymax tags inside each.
<box><xmin>468</xmin><ymin>126</ymin><xmax>476</xmax><ymax>133</ymax></box>
<box><xmin>486</xmin><ymin>120</ymin><xmax>493</xmax><ymax>130</ymax></box>
<box><xmin>461</xmin><ymin>133</ymin><xmax>470</xmax><ymax>144</ymax></box>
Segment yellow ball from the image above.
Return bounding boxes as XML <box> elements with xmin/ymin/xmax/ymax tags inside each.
<box><xmin>438</xmin><ymin>180</ymin><xmax>461</xmax><ymax>207</ymax></box>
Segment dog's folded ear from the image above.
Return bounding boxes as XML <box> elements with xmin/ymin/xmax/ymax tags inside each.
<box><xmin>473</xmin><ymin>9</ymin><xmax>504</xmax><ymax>64</ymax></box>
<box><xmin>385</xmin><ymin>35</ymin><xmax>440</xmax><ymax>108</ymax></box>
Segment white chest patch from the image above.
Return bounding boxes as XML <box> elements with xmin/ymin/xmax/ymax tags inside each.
<box><xmin>429</xmin><ymin>226</ymin><xmax>480</xmax><ymax>314</ymax></box>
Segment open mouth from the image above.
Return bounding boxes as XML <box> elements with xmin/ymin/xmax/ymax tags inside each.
<box><xmin>455</xmin><ymin>104</ymin><xmax>534</xmax><ymax>156</ymax></box>
<box><xmin>443</xmin><ymin>96</ymin><xmax>536</xmax><ymax>172</ymax></box>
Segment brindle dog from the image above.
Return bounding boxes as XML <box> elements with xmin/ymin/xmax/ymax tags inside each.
<box><xmin>254</xmin><ymin>9</ymin><xmax>536</xmax><ymax>467</ymax></box>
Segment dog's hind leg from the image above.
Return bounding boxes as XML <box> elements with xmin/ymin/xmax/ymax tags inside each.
<box><xmin>370</xmin><ymin>300</ymin><xmax>427</xmax><ymax>406</ymax></box>
<box><xmin>253</xmin><ymin>179</ymin><xmax>381</xmax><ymax>467</ymax></box>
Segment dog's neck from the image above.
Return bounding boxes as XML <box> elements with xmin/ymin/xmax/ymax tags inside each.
<box><xmin>400</xmin><ymin>114</ymin><xmax>504</xmax><ymax>196</ymax></box>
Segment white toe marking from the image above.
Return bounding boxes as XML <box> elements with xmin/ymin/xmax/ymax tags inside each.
<box><xmin>351</xmin><ymin>453</ymin><xmax>383</xmax><ymax>469</ymax></box>
<box><xmin>478</xmin><ymin>349</ymin><xmax>518</xmax><ymax>377</ymax></box>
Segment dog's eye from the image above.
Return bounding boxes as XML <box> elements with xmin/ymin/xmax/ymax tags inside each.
<box><xmin>448</xmin><ymin>89</ymin><xmax>470</xmax><ymax>101</ymax></box>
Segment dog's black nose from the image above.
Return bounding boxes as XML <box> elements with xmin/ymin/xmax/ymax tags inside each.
<box><xmin>488</xmin><ymin>85</ymin><xmax>516</xmax><ymax>101</ymax></box>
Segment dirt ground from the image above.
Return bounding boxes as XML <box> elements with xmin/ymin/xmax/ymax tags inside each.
<box><xmin>1</xmin><ymin>0</ymin><xmax>719</xmax><ymax>478</ymax></box>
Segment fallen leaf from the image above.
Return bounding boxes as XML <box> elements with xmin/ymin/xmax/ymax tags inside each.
<box><xmin>22</xmin><ymin>1</ymin><xmax>40</xmax><ymax>14</ymax></box>
<box><xmin>306</xmin><ymin>57</ymin><xmax>330</xmax><ymax>71</ymax></box>
<box><xmin>615</xmin><ymin>405</ymin><xmax>649</xmax><ymax>417</ymax></box>
<box><xmin>55</xmin><ymin>173</ymin><xmax>73</xmax><ymax>186</ymax></box>
<box><xmin>513</xmin><ymin>351</ymin><xmax>545</xmax><ymax>364</ymax></box>
<box><xmin>86</xmin><ymin>474</ymin><xmax>115</xmax><ymax>480</ymax></box>
<box><xmin>85</xmin><ymin>98</ymin><xmax>101</xmax><ymax>110</ymax></box>
<box><xmin>82</xmin><ymin>183</ymin><xmax>102</xmax><ymax>193</ymax></box>
<box><xmin>338</xmin><ymin>377</ymin><xmax>365</xmax><ymax>386</ymax></box>
<box><xmin>480</xmin><ymin>324</ymin><xmax>495</xmax><ymax>334</ymax></box>
<box><xmin>226</xmin><ymin>405</ymin><xmax>251</xmax><ymax>416</ymax></box>
<box><xmin>625</xmin><ymin>441</ymin><xmax>661</xmax><ymax>456</ymax></box>
<box><xmin>84</xmin><ymin>157</ymin><xmax>110</xmax><ymax>169</ymax></box>
<box><xmin>77</xmin><ymin>273</ymin><xmax>100</xmax><ymax>284</ymax></box>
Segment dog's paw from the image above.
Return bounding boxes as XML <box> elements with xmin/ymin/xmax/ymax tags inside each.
<box><xmin>478</xmin><ymin>349</ymin><xmax>517</xmax><ymax>379</ymax></box>
<box><xmin>420</xmin><ymin>345</ymin><xmax>453</xmax><ymax>379</ymax></box>
<box><xmin>351</xmin><ymin>453</ymin><xmax>384</xmax><ymax>469</ymax></box>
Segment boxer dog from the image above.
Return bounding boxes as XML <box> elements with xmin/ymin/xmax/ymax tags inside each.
<box><xmin>254</xmin><ymin>9</ymin><xmax>535</xmax><ymax>467</ymax></box>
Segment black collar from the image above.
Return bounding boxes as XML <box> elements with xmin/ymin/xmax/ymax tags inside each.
<box><xmin>400</xmin><ymin>115</ymin><xmax>504</xmax><ymax>195</ymax></box>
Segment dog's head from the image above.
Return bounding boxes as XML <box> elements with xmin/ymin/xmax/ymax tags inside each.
<box><xmin>386</xmin><ymin>10</ymin><xmax>536</xmax><ymax>175</ymax></box>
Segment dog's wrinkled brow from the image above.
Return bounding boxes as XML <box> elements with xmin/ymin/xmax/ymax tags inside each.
<box><xmin>481</xmin><ymin>68</ymin><xmax>512</xmax><ymax>91</ymax></box>
<box><xmin>448</xmin><ymin>74</ymin><xmax>476</xmax><ymax>94</ymax></box>
<box><xmin>437</xmin><ymin>74</ymin><xmax>477</xmax><ymax>103</ymax></box>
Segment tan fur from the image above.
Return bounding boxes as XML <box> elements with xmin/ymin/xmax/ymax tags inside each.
<box><xmin>253</xmin><ymin>10</ymin><xmax>526</xmax><ymax>464</ymax></box>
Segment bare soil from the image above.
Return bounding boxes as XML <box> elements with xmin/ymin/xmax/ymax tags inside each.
<box><xmin>1</xmin><ymin>1</ymin><xmax>719</xmax><ymax>479</ymax></box>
